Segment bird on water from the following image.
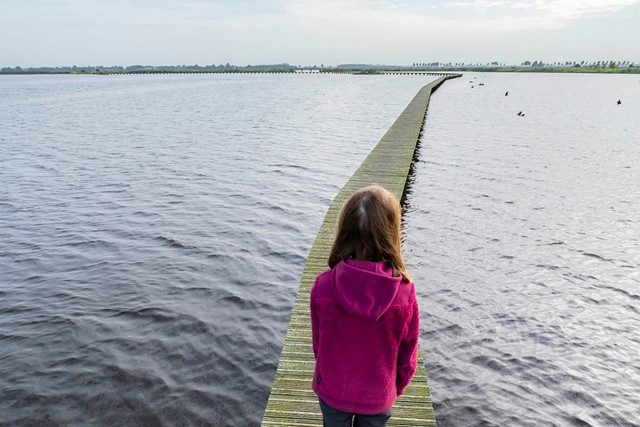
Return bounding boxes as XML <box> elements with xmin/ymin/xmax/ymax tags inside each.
<box><xmin>505</xmin><ymin>91</ymin><xmax>509</xmax><ymax>96</ymax></box>
<box><xmin>617</xmin><ymin>99</ymin><xmax>622</xmax><ymax>105</ymax></box>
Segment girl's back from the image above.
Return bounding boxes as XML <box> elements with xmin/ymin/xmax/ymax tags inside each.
<box><xmin>311</xmin><ymin>258</ymin><xmax>419</xmax><ymax>414</ymax></box>
<box><xmin>310</xmin><ymin>185</ymin><xmax>420</xmax><ymax>424</ymax></box>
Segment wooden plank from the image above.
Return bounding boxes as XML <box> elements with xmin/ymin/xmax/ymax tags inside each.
<box><xmin>262</xmin><ymin>74</ymin><xmax>461</xmax><ymax>426</ymax></box>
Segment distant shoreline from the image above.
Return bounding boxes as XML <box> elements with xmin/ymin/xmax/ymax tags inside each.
<box><xmin>2</xmin><ymin>66</ymin><xmax>639</xmax><ymax>75</ymax></box>
<box><xmin>3</xmin><ymin>69</ymin><xmax>640</xmax><ymax>76</ymax></box>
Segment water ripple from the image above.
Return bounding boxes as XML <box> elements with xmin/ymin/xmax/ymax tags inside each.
<box><xmin>405</xmin><ymin>72</ymin><xmax>640</xmax><ymax>426</ymax></box>
<box><xmin>0</xmin><ymin>73</ymin><xmax>439</xmax><ymax>426</ymax></box>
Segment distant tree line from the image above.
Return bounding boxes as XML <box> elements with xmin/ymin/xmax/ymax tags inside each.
<box><xmin>2</xmin><ymin>61</ymin><xmax>639</xmax><ymax>75</ymax></box>
<box><xmin>519</xmin><ymin>60</ymin><xmax>635</xmax><ymax>68</ymax></box>
<box><xmin>411</xmin><ymin>60</ymin><xmax>638</xmax><ymax>70</ymax></box>
<box><xmin>405</xmin><ymin>59</ymin><xmax>640</xmax><ymax>74</ymax></box>
<box><xmin>0</xmin><ymin>63</ymin><xmax>301</xmax><ymax>74</ymax></box>
<box><xmin>411</xmin><ymin>60</ymin><xmax>637</xmax><ymax>68</ymax></box>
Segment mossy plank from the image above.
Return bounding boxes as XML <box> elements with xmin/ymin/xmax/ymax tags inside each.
<box><xmin>262</xmin><ymin>75</ymin><xmax>460</xmax><ymax>426</ymax></box>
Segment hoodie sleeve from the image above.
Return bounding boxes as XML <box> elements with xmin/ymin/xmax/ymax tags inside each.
<box><xmin>396</xmin><ymin>290</ymin><xmax>419</xmax><ymax>396</ymax></box>
<box><xmin>310</xmin><ymin>277</ymin><xmax>320</xmax><ymax>360</ymax></box>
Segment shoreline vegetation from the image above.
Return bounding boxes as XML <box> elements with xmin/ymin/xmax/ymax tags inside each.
<box><xmin>2</xmin><ymin>61</ymin><xmax>639</xmax><ymax>75</ymax></box>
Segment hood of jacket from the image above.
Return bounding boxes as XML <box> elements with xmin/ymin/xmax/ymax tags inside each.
<box><xmin>333</xmin><ymin>259</ymin><xmax>402</xmax><ymax>321</ymax></box>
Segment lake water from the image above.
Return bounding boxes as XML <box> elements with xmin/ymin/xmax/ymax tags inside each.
<box><xmin>404</xmin><ymin>72</ymin><xmax>640</xmax><ymax>427</ymax></box>
<box><xmin>0</xmin><ymin>72</ymin><xmax>638</xmax><ymax>426</ymax></box>
<box><xmin>0</xmin><ymin>73</ymin><xmax>433</xmax><ymax>426</ymax></box>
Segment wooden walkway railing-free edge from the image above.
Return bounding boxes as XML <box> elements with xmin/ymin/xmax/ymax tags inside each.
<box><xmin>262</xmin><ymin>74</ymin><xmax>462</xmax><ymax>426</ymax></box>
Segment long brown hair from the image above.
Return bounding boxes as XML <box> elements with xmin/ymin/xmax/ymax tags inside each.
<box><xmin>328</xmin><ymin>185</ymin><xmax>411</xmax><ymax>282</ymax></box>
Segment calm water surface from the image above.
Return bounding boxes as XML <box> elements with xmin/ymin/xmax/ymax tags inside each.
<box><xmin>2</xmin><ymin>73</ymin><xmax>639</xmax><ymax>426</ymax></box>
<box><xmin>404</xmin><ymin>72</ymin><xmax>640</xmax><ymax>426</ymax></box>
<box><xmin>0</xmin><ymin>73</ymin><xmax>434</xmax><ymax>426</ymax></box>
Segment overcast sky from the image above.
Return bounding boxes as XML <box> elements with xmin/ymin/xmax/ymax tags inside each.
<box><xmin>1</xmin><ymin>0</ymin><xmax>639</xmax><ymax>67</ymax></box>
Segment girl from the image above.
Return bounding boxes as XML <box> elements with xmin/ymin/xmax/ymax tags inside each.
<box><xmin>310</xmin><ymin>185</ymin><xmax>420</xmax><ymax>427</ymax></box>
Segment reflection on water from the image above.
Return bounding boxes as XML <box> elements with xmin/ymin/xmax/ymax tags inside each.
<box><xmin>0</xmin><ymin>73</ymin><xmax>435</xmax><ymax>426</ymax></box>
<box><xmin>405</xmin><ymin>72</ymin><xmax>640</xmax><ymax>427</ymax></box>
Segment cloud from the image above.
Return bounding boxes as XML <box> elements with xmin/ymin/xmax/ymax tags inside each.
<box><xmin>5</xmin><ymin>0</ymin><xmax>638</xmax><ymax>34</ymax></box>
<box><xmin>525</xmin><ymin>0</ymin><xmax>640</xmax><ymax>19</ymax></box>
<box><xmin>1</xmin><ymin>0</ymin><xmax>638</xmax><ymax>66</ymax></box>
<box><xmin>279</xmin><ymin>0</ymin><xmax>640</xmax><ymax>32</ymax></box>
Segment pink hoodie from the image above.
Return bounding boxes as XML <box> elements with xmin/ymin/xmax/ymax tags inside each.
<box><xmin>310</xmin><ymin>259</ymin><xmax>419</xmax><ymax>414</ymax></box>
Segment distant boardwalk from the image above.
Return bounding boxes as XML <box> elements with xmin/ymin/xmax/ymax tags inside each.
<box><xmin>262</xmin><ymin>74</ymin><xmax>461</xmax><ymax>426</ymax></box>
<box><xmin>102</xmin><ymin>70</ymin><xmax>460</xmax><ymax>76</ymax></box>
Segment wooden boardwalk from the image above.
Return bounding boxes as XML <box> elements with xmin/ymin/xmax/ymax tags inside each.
<box><xmin>262</xmin><ymin>75</ymin><xmax>461</xmax><ymax>426</ymax></box>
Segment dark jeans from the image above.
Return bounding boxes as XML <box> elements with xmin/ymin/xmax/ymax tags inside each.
<box><xmin>318</xmin><ymin>399</ymin><xmax>392</xmax><ymax>427</ymax></box>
